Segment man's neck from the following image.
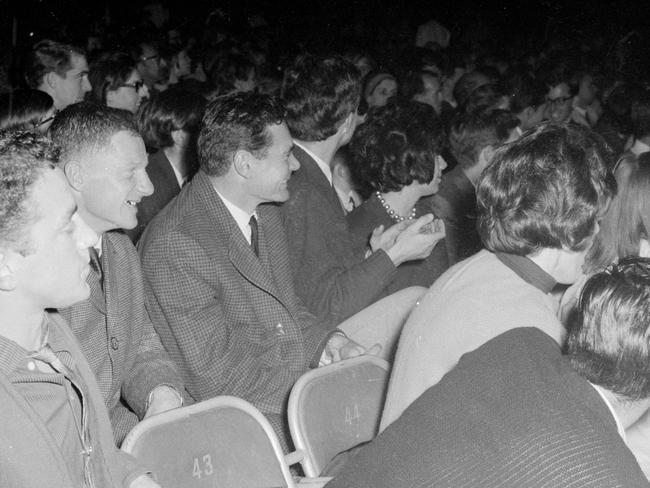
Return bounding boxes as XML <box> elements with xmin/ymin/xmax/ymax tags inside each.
<box><xmin>462</xmin><ymin>164</ymin><xmax>482</xmax><ymax>188</ymax></box>
<box><xmin>210</xmin><ymin>175</ymin><xmax>258</xmax><ymax>214</ymax></box>
<box><xmin>0</xmin><ymin>297</ymin><xmax>45</xmax><ymax>351</ymax></box>
<box><xmin>597</xmin><ymin>386</ymin><xmax>650</xmax><ymax>430</ymax></box>
<box><xmin>295</xmin><ymin>138</ymin><xmax>340</xmax><ymax>169</ymax></box>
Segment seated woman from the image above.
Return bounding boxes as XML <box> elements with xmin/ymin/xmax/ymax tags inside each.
<box><xmin>88</xmin><ymin>52</ymin><xmax>149</xmax><ymax>114</ymax></box>
<box><xmin>346</xmin><ymin>99</ymin><xmax>448</xmax><ymax>294</ymax></box>
<box><xmin>380</xmin><ymin>123</ymin><xmax>614</xmax><ymax>430</ymax></box>
<box><xmin>585</xmin><ymin>152</ymin><xmax>650</xmax><ymax>273</ymax></box>
<box><xmin>126</xmin><ymin>87</ymin><xmax>206</xmax><ymax>242</ymax></box>
<box><xmin>563</xmin><ymin>151</ymin><xmax>650</xmax><ymax>479</ymax></box>
<box><xmin>0</xmin><ymin>89</ymin><xmax>56</xmax><ymax>133</ymax></box>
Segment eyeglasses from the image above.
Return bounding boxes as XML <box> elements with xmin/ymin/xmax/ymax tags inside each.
<box><xmin>33</xmin><ymin>110</ymin><xmax>58</xmax><ymax>128</ymax></box>
<box><xmin>140</xmin><ymin>54</ymin><xmax>160</xmax><ymax>63</ymax></box>
<box><xmin>546</xmin><ymin>95</ymin><xmax>573</xmax><ymax>106</ymax></box>
<box><xmin>120</xmin><ymin>80</ymin><xmax>145</xmax><ymax>91</ymax></box>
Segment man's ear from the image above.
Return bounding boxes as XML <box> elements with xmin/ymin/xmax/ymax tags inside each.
<box><xmin>0</xmin><ymin>251</ymin><xmax>18</xmax><ymax>292</ymax></box>
<box><xmin>478</xmin><ymin>145</ymin><xmax>496</xmax><ymax>170</ymax></box>
<box><xmin>63</xmin><ymin>161</ymin><xmax>84</xmax><ymax>191</ymax></box>
<box><xmin>232</xmin><ymin>150</ymin><xmax>254</xmax><ymax>178</ymax></box>
<box><xmin>44</xmin><ymin>71</ymin><xmax>59</xmax><ymax>91</ymax></box>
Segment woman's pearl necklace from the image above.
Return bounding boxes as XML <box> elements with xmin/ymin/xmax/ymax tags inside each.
<box><xmin>376</xmin><ymin>191</ymin><xmax>417</xmax><ymax>222</ymax></box>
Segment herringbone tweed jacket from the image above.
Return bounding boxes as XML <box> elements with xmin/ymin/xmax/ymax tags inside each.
<box><xmin>138</xmin><ymin>170</ymin><xmax>333</xmax><ymax>446</ymax></box>
<box><xmin>279</xmin><ymin>145</ymin><xmax>396</xmax><ymax>324</ymax></box>
<box><xmin>59</xmin><ymin>231</ymin><xmax>185</xmax><ymax>445</ymax></box>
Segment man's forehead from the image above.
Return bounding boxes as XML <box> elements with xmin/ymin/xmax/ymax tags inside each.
<box><xmin>549</xmin><ymin>83</ymin><xmax>570</xmax><ymax>98</ymax></box>
<box><xmin>267</xmin><ymin>123</ymin><xmax>292</xmax><ymax>149</ymax></box>
<box><xmin>109</xmin><ymin>131</ymin><xmax>146</xmax><ymax>157</ymax></box>
<box><xmin>68</xmin><ymin>53</ymin><xmax>88</xmax><ymax>72</ymax></box>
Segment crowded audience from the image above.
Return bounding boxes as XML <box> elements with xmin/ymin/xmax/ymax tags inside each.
<box><xmin>2</xmin><ymin>1</ymin><xmax>650</xmax><ymax>486</ymax></box>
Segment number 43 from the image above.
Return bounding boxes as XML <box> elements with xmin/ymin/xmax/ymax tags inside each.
<box><xmin>192</xmin><ymin>454</ymin><xmax>214</xmax><ymax>479</ymax></box>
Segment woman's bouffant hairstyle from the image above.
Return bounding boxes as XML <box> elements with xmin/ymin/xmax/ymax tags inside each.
<box><xmin>477</xmin><ymin>123</ymin><xmax>616</xmax><ymax>255</ymax></box>
<box><xmin>136</xmin><ymin>88</ymin><xmax>206</xmax><ymax>151</ymax></box>
<box><xmin>585</xmin><ymin>153</ymin><xmax>650</xmax><ymax>273</ymax></box>
<box><xmin>348</xmin><ymin>99</ymin><xmax>445</xmax><ymax>196</ymax></box>
<box><xmin>88</xmin><ymin>52</ymin><xmax>137</xmax><ymax>106</ymax></box>
<box><xmin>566</xmin><ymin>257</ymin><xmax>650</xmax><ymax>400</ymax></box>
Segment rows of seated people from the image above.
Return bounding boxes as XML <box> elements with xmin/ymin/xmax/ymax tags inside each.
<box><xmin>2</xmin><ymin>9</ymin><xmax>650</xmax><ymax>488</ymax></box>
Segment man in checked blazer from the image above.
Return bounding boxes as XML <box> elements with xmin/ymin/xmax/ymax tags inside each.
<box><xmin>139</xmin><ymin>92</ymin><xmax>367</xmax><ymax>449</ymax></box>
<box><xmin>50</xmin><ymin>103</ymin><xmax>186</xmax><ymax>446</ymax></box>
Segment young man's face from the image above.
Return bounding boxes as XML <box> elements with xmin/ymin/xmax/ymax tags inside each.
<box><xmin>77</xmin><ymin>131</ymin><xmax>153</xmax><ymax>233</ymax></box>
<box><xmin>52</xmin><ymin>53</ymin><xmax>91</xmax><ymax>110</ymax></box>
<box><xmin>12</xmin><ymin>168</ymin><xmax>97</xmax><ymax>309</ymax></box>
<box><xmin>545</xmin><ymin>82</ymin><xmax>573</xmax><ymax>124</ymax></box>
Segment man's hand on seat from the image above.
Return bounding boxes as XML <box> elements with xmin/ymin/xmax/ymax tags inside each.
<box><xmin>320</xmin><ymin>333</ymin><xmax>381</xmax><ymax>366</ymax></box>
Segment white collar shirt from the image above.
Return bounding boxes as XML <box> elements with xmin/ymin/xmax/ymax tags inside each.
<box><xmin>213</xmin><ymin>189</ymin><xmax>256</xmax><ymax>245</ymax></box>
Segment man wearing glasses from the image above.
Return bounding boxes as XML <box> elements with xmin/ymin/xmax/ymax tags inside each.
<box><xmin>132</xmin><ymin>42</ymin><xmax>164</xmax><ymax>94</ymax></box>
<box><xmin>24</xmin><ymin>39</ymin><xmax>92</xmax><ymax>111</ymax></box>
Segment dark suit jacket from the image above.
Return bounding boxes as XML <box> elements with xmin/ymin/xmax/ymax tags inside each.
<box><xmin>423</xmin><ymin>165</ymin><xmax>482</xmax><ymax>265</ymax></box>
<box><xmin>139</xmin><ymin>170</ymin><xmax>333</xmax><ymax>445</ymax></box>
<box><xmin>59</xmin><ymin>231</ymin><xmax>185</xmax><ymax>445</ymax></box>
<box><xmin>126</xmin><ymin>149</ymin><xmax>183</xmax><ymax>243</ymax></box>
<box><xmin>279</xmin><ymin>146</ymin><xmax>396</xmax><ymax>324</ymax></box>
<box><xmin>327</xmin><ymin>328</ymin><xmax>650</xmax><ymax>488</ymax></box>
<box><xmin>347</xmin><ymin>193</ymin><xmax>449</xmax><ymax>294</ymax></box>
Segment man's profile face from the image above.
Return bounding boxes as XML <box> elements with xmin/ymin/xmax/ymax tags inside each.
<box><xmin>53</xmin><ymin>53</ymin><xmax>91</xmax><ymax>110</ymax></box>
<box><xmin>77</xmin><ymin>131</ymin><xmax>153</xmax><ymax>233</ymax></box>
<box><xmin>12</xmin><ymin>168</ymin><xmax>97</xmax><ymax>309</ymax></box>
<box><xmin>247</xmin><ymin>122</ymin><xmax>297</xmax><ymax>204</ymax></box>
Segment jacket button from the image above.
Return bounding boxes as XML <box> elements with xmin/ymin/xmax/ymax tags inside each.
<box><xmin>275</xmin><ymin>323</ymin><xmax>285</xmax><ymax>335</ymax></box>
<box><xmin>110</xmin><ymin>337</ymin><xmax>119</xmax><ymax>350</ymax></box>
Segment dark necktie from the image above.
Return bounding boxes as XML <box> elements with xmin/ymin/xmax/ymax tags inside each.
<box><xmin>88</xmin><ymin>247</ymin><xmax>104</xmax><ymax>290</ymax></box>
<box><xmin>87</xmin><ymin>247</ymin><xmax>106</xmax><ymax>313</ymax></box>
<box><xmin>249</xmin><ymin>215</ymin><xmax>259</xmax><ymax>257</ymax></box>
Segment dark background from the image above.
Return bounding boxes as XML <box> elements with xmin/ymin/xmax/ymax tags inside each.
<box><xmin>2</xmin><ymin>0</ymin><xmax>648</xmax><ymax>47</ymax></box>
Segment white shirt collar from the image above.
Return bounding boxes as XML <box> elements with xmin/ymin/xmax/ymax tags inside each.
<box><xmin>630</xmin><ymin>139</ymin><xmax>650</xmax><ymax>156</ymax></box>
<box><xmin>93</xmin><ymin>234</ymin><xmax>103</xmax><ymax>257</ymax></box>
<box><xmin>169</xmin><ymin>162</ymin><xmax>188</xmax><ymax>188</ymax></box>
<box><xmin>294</xmin><ymin>140</ymin><xmax>333</xmax><ymax>186</ymax></box>
<box><xmin>590</xmin><ymin>383</ymin><xmax>627</xmax><ymax>443</ymax></box>
<box><xmin>334</xmin><ymin>185</ymin><xmax>356</xmax><ymax>214</ymax></box>
<box><xmin>213</xmin><ymin>188</ymin><xmax>255</xmax><ymax>244</ymax></box>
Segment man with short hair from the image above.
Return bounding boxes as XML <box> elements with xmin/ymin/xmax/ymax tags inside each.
<box><xmin>381</xmin><ymin>123</ymin><xmax>616</xmax><ymax>428</ymax></box>
<box><xmin>427</xmin><ymin>109</ymin><xmax>518</xmax><ymax>265</ymax></box>
<box><xmin>281</xmin><ymin>54</ymin><xmax>440</xmax><ymax>325</ymax></box>
<box><xmin>24</xmin><ymin>39</ymin><xmax>92</xmax><ymax>110</ymax></box>
<box><xmin>139</xmin><ymin>92</ymin><xmax>367</xmax><ymax>449</ymax></box>
<box><xmin>326</xmin><ymin>257</ymin><xmax>650</xmax><ymax>488</ymax></box>
<box><xmin>0</xmin><ymin>130</ymin><xmax>158</xmax><ymax>487</ymax></box>
<box><xmin>132</xmin><ymin>42</ymin><xmax>164</xmax><ymax>93</ymax></box>
<box><xmin>50</xmin><ymin>102</ymin><xmax>185</xmax><ymax>445</ymax></box>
